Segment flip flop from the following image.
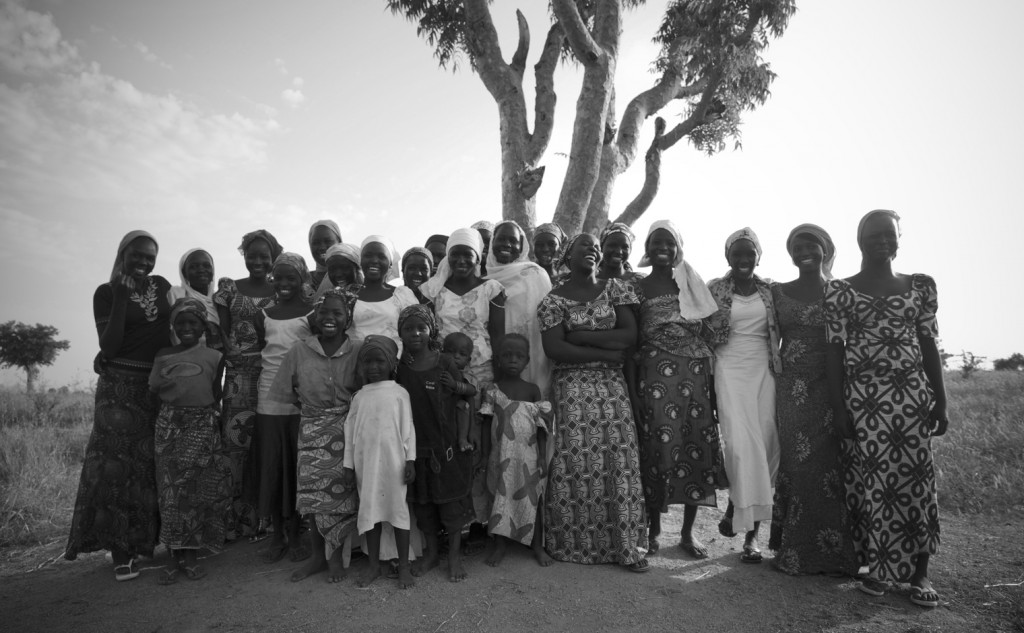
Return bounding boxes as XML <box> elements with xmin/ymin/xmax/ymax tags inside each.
<box><xmin>910</xmin><ymin>585</ymin><xmax>939</xmax><ymax>608</ymax></box>
<box><xmin>858</xmin><ymin>578</ymin><xmax>887</xmax><ymax>597</ymax></box>
<box><xmin>626</xmin><ymin>559</ymin><xmax>650</xmax><ymax>573</ymax></box>
<box><xmin>740</xmin><ymin>546</ymin><xmax>762</xmax><ymax>564</ymax></box>
<box><xmin>114</xmin><ymin>560</ymin><xmax>139</xmax><ymax>582</ymax></box>
<box><xmin>184</xmin><ymin>565</ymin><xmax>207</xmax><ymax>581</ymax></box>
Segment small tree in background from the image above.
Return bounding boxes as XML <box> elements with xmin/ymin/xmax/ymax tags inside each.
<box><xmin>0</xmin><ymin>321</ymin><xmax>70</xmax><ymax>393</ymax></box>
<box><xmin>937</xmin><ymin>342</ymin><xmax>954</xmax><ymax>370</ymax></box>
<box><xmin>959</xmin><ymin>350</ymin><xmax>985</xmax><ymax>379</ymax></box>
<box><xmin>993</xmin><ymin>353</ymin><xmax>1024</xmax><ymax>371</ymax></box>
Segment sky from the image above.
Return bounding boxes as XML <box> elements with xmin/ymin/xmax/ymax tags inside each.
<box><xmin>1</xmin><ymin>0</ymin><xmax>1022</xmax><ymax>388</ymax></box>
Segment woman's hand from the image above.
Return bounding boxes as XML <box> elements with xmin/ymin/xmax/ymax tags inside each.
<box><xmin>404</xmin><ymin>461</ymin><xmax>416</xmax><ymax>484</ymax></box>
<box><xmin>341</xmin><ymin>467</ymin><xmax>355</xmax><ymax>487</ymax></box>
<box><xmin>928</xmin><ymin>403</ymin><xmax>949</xmax><ymax>437</ymax></box>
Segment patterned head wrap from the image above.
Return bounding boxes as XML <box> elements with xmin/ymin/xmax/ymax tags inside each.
<box><xmin>787</xmin><ymin>223</ymin><xmax>837</xmax><ymax>279</ymax></box>
<box><xmin>315</xmin><ymin>285</ymin><xmax>357</xmax><ymax>317</ymax></box>
<box><xmin>534</xmin><ymin>222</ymin><xmax>567</xmax><ymax>243</ymax></box>
<box><xmin>557</xmin><ymin>233</ymin><xmax>601</xmax><ymax>271</ymax></box>
<box><xmin>169</xmin><ymin>297</ymin><xmax>208</xmax><ymax>328</ymax></box>
<box><xmin>238</xmin><ymin>229</ymin><xmax>283</xmax><ymax>261</ymax></box>
<box><xmin>357</xmin><ymin>335</ymin><xmax>400</xmax><ymax>383</ymax></box>
<box><xmin>417</xmin><ymin>228</ymin><xmax>484</xmax><ymax>300</ymax></box>
<box><xmin>471</xmin><ymin>220</ymin><xmax>495</xmax><ymax>233</ymax></box>
<box><xmin>724</xmin><ymin>227</ymin><xmax>763</xmax><ymax>264</ymax></box>
<box><xmin>110</xmin><ymin>230</ymin><xmax>158</xmax><ymax>283</ymax></box>
<box><xmin>397</xmin><ymin>304</ymin><xmax>440</xmax><ymax>352</ymax></box>
<box><xmin>599</xmin><ymin>222</ymin><xmax>635</xmax><ymax>247</ymax></box>
<box><xmin>856</xmin><ymin>209</ymin><xmax>901</xmax><ymax>250</ymax></box>
<box><xmin>424</xmin><ymin>234</ymin><xmax>449</xmax><ymax>248</ymax></box>
<box><xmin>271</xmin><ymin>252</ymin><xmax>313</xmax><ymax>295</ymax></box>
<box><xmin>638</xmin><ymin>220</ymin><xmax>718</xmax><ymax>320</ymax></box>
<box><xmin>401</xmin><ymin>247</ymin><xmax>434</xmax><ymax>271</ymax></box>
<box><xmin>360</xmin><ymin>235</ymin><xmax>400</xmax><ymax>282</ymax></box>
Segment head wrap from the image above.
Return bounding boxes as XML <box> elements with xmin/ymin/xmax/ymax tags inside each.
<box><xmin>471</xmin><ymin>220</ymin><xmax>495</xmax><ymax>233</ymax></box>
<box><xmin>417</xmin><ymin>228</ymin><xmax>484</xmax><ymax>300</ymax></box>
<box><xmin>787</xmin><ymin>223</ymin><xmax>837</xmax><ymax>279</ymax></box>
<box><xmin>169</xmin><ymin>248</ymin><xmax>220</xmax><ymax>326</ymax></box>
<box><xmin>238</xmin><ymin>229</ymin><xmax>283</xmax><ymax>261</ymax></box>
<box><xmin>322</xmin><ymin>243</ymin><xmax>363</xmax><ymax>283</ymax></box>
<box><xmin>271</xmin><ymin>252</ymin><xmax>313</xmax><ymax>301</ymax></box>
<box><xmin>397</xmin><ymin>304</ymin><xmax>440</xmax><ymax>352</ymax></box>
<box><xmin>485</xmin><ymin>220</ymin><xmax>531</xmax><ymax>269</ymax></box>
<box><xmin>637</xmin><ymin>220</ymin><xmax>718</xmax><ymax>320</ymax></box>
<box><xmin>314</xmin><ymin>286</ymin><xmax>357</xmax><ymax>326</ymax></box>
<box><xmin>424</xmin><ymin>234</ymin><xmax>449</xmax><ymax>248</ymax></box>
<box><xmin>401</xmin><ymin>246</ymin><xmax>434</xmax><ymax>271</ymax></box>
<box><xmin>169</xmin><ymin>296</ymin><xmax>209</xmax><ymax>334</ymax></box>
<box><xmin>307</xmin><ymin>219</ymin><xmax>343</xmax><ymax>273</ymax></box>
<box><xmin>359</xmin><ymin>235</ymin><xmax>400</xmax><ymax>282</ymax></box>
<box><xmin>534</xmin><ymin>222</ymin><xmax>567</xmax><ymax>243</ymax></box>
<box><xmin>856</xmin><ymin>209</ymin><xmax>901</xmax><ymax>250</ymax></box>
<box><xmin>557</xmin><ymin>233</ymin><xmax>601</xmax><ymax>272</ymax></box>
<box><xmin>357</xmin><ymin>335</ymin><xmax>399</xmax><ymax>383</ymax></box>
<box><xmin>724</xmin><ymin>227</ymin><xmax>763</xmax><ymax>265</ymax></box>
<box><xmin>600</xmin><ymin>222</ymin><xmax>635</xmax><ymax>247</ymax></box>
<box><xmin>110</xmin><ymin>230</ymin><xmax>158</xmax><ymax>283</ymax></box>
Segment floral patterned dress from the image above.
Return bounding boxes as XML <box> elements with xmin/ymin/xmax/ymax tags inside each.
<box><xmin>768</xmin><ymin>287</ymin><xmax>858</xmax><ymax>575</ymax></box>
<box><xmin>537</xmin><ymin>279</ymin><xmax>647</xmax><ymax>565</ymax></box>
<box><xmin>824</xmin><ymin>275</ymin><xmax>941</xmax><ymax>582</ymax></box>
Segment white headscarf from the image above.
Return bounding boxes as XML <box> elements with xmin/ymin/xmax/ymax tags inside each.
<box><xmin>418</xmin><ymin>228</ymin><xmax>483</xmax><ymax>301</ymax></box>
<box><xmin>167</xmin><ymin>248</ymin><xmax>220</xmax><ymax>325</ymax></box>
<box><xmin>314</xmin><ymin>242</ymin><xmax>363</xmax><ymax>300</ymax></box>
<box><xmin>639</xmin><ymin>220</ymin><xmax>718</xmax><ymax>320</ymax></box>
<box><xmin>360</xmin><ymin>235</ymin><xmax>400</xmax><ymax>282</ymax></box>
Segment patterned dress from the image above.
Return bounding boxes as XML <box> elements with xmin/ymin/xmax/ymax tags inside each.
<box><xmin>824</xmin><ymin>274</ymin><xmax>941</xmax><ymax>582</ymax></box>
<box><xmin>213</xmin><ymin>277</ymin><xmax>275</xmax><ymax>538</ymax></box>
<box><xmin>537</xmin><ymin>279</ymin><xmax>647</xmax><ymax>565</ymax></box>
<box><xmin>636</xmin><ymin>292</ymin><xmax>725</xmax><ymax>512</ymax></box>
<box><xmin>769</xmin><ymin>288</ymin><xmax>858</xmax><ymax>575</ymax></box>
<box><xmin>480</xmin><ymin>386</ymin><xmax>552</xmax><ymax>545</ymax></box>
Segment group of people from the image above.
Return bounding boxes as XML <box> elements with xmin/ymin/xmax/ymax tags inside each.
<box><xmin>65</xmin><ymin>210</ymin><xmax>948</xmax><ymax>608</ymax></box>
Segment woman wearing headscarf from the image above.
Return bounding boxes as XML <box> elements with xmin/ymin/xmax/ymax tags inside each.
<box><xmin>66</xmin><ymin>230</ymin><xmax>170</xmax><ymax>581</ymax></box>
<box><xmin>532</xmin><ymin>222</ymin><xmax>567</xmax><ymax>282</ymax></box>
<box><xmin>538</xmin><ymin>233</ymin><xmax>648</xmax><ymax>572</ymax></box>
<box><xmin>706</xmin><ymin>227</ymin><xmax>782</xmax><ymax>564</ymax></box>
<box><xmin>350</xmin><ymin>235</ymin><xmax>419</xmax><ymax>353</ymax></box>
<box><xmin>597</xmin><ymin>222</ymin><xmax>646</xmax><ymax>285</ymax></box>
<box><xmin>313</xmin><ymin>243</ymin><xmax>363</xmax><ymax>302</ymax></box>
<box><xmin>768</xmin><ymin>224</ymin><xmax>858</xmax><ymax>576</ymax></box>
<box><xmin>168</xmin><ymin>248</ymin><xmax>222</xmax><ymax>349</ymax></box>
<box><xmin>825</xmin><ymin>210</ymin><xmax>947</xmax><ymax>607</ymax></box>
<box><xmin>485</xmin><ymin>220</ymin><xmax>552</xmax><ymax>396</ymax></box>
<box><xmin>635</xmin><ymin>220</ymin><xmax>726</xmax><ymax>559</ymax></box>
<box><xmin>424</xmin><ymin>234</ymin><xmax>449</xmax><ymax>275</ymax></box>
<box><xmin>214</xmin><ymin>229</ymin><xmax>282</xmax><ymax>541</ymax></box>
<box><xmin>471</xmin><ymin>220</ymin><xmax>495</xmax><ymax>277</ymax></box>
<box><xmin>401</xmin><ymin>246</ymin><xmax>434</xmax><ymax>297</ymax></box>
<box><xmin>308</xmin><ymin>220</ymin><xmax>343</xmax><ymax>288</ymax></box>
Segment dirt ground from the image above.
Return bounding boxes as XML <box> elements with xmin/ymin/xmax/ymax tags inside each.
<box><xmin>2</xmin><ymin>505</ymin><xmax>1021</xmax><ymax>633</ymax></box>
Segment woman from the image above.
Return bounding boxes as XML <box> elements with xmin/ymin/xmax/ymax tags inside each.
<box><xmin>401</xmin><ymin>246</ymin><xmax>434</xmax><ymax>296</ymax></box>
<box><xmin>825</xmin><ymin>210</ymin><xmax>947</xmax><ymax>607</ymax></box>
<box><xmin>66</xmin><ymin>230</ymin><xmax>170</xmax><ymax>580</ymax></box>
<box><xmin>538</xmin><ymin>233</ymin><xmax>648</xmax><ymax>572</ymax></box>
<box><xmin>597</xmin><ymin>222</ymin><xmax>645</xmax><ymax>284</ymax></box>
<box><xmin>635</xmin><ymin>221</ymin><xmax>724</xmax><ymax>559</ymax></box>
<box><xmin>532</xmin><ymin>222</ymin><xmax>567</xmax><ymax>282</ymax></box>
<box><xmin>313</xmin><ymin>243</ymin><xmax>363</xmax><ymax>301</ymax></box>
<box><xmin>168</xmin><ymin>248</ymin><xmax>222</xmax><ymax>349</ymax></box>
<box><xmin>707</xmin><ymin>227</ymin><xmax>781</xmax><ymax>564</ymax></box>
<box><xmin>350</xmin><ymin>235</ymin><xmax>419</xmax><ymax>353</ymax></box>
<box><xmin>471</xmin><ymin>220</ymin><xmax>494</xmax><ymax>277</ymax></box>
<box><xmin>485</xmin><ymin>220</ymin><xmax>552</xmax><ymax>396</ymax></box>
<box><xmin>214</xmin><ymin>229</ymin><xmax>282</xmax><ymax>541</ymax></box>
<box><xmin>308</xmin><ymin>220</ymin><xmax>343</xmax><ymax>289</ymax></box>
<box><xmin>424</xmin><ymin>234</ymin><xmax>449</xmax><ymax>275</ymax></box>
<box><xmin>769</xmin><ymin>224</ymin><xmax>858</xmax><ymax>576</ymax></box>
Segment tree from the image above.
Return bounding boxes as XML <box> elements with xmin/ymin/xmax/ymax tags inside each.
<box><xmin>993</xmin><ymin>353</ymin><xmax>1024</xmax><ymax>371</ymax></box>
<box><xmin>0</xmin><ymin>321</ymin><xmax>70</xmax><ymax>393</ymax></box>
<box><xmin>386</xmin><ymin>0</ymin><xmax>794</xmax><ymax>235</ymax></box>
<box><xmin>959</xmin><ymin>350</ymin><xmax>985</xmax><ymax>379</ymax></box>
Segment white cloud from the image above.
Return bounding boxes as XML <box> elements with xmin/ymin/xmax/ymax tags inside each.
<box><xmin>281</xmin><ymin>76</ymin><xmax>305</xmax><ymax>108</ymax></box>
<box><xmin>133</xmin><ymin>40</ymin><xmax>172</xmax><ymax>70</ymax></box>
<box><xmin>0</xmin><ymin>2</ymin><xmax>79</xmax><ymax>75</ymax></box>
<box><xmin>274</xmin><ymin>57</ymin><xmax>288</xmax><ymax>75</ymax></box>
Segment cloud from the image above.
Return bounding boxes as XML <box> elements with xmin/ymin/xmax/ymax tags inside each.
<box><xmin>0</xmin><ymin>2</ymin><xmax>79</xmax><ymax>75</ymax></box>
<box><xmin>281</xmin><ymin>76</ymin><xmax>305</xmax><ymax>108</ymax></box>
<box><xmin>132</xmin><ymin>40</ymin><xmax>173</xmax><ymax>70</ymax></box>
<box><xmin>274</xmin><ymin>57</ymin><xmax>288</xmax><ymax>75</ymax></box>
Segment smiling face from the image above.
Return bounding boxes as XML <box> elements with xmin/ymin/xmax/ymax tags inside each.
<box><xmin>645</xmin><ymin>229</ymin><xmax>678</xmax><ymax>269</ymax></box>
<box><xmin>399</xmin><ymin>315</ymin><xmax>432</xmax><ymax>354</ymax></box>
<box><xmin>859</xmin><ymin>214</ymin><xmax>900</xmax><ymax>263</ymax></box>
<box><xmin>184</xmin><ymin>250</ymin><xmax>214</xmax><ymax>293</ymax></box>
<box><xmin>327</xmin><ymin>255</ymin><xmax>358</xmax><ymax>287</ymax></box>
<box><xmin>360</xmin><ymin>242</ymin><xmax>390</xmax><ymax>283</ymax></box>
<box><xmin>601</xmin><ymin>232</ymin><xmax>631</xmax><ymax>271</ymax></box>
<box><xmin>727</xmin><ymin>239</ymin><xmax>758</xmax><ymax>280</ymax></box>
<box><xmin>425</xmin><ymin>241</ymin><xmax>446</xmax><ymax>273</ymax></box>
<box><xmin>533</xmin><ymin>233</ymin><xmax>560</xmax><ymax>267</ymax></box>
<box><xmin>402</xmin><ymin>253</ymin><xmax>431</xmax><ymax>289</ymax></box>
<box><xmin>568</xmin><ymin>234</ymin><xmax>601</xmax><ymax>273</ymax></box>
<box><xmin>272</xmin><ymin>264</ymin><xmax>302</xmax><ymax>301</ymax></box>
<box><xmin>315</xmin><ymin>295</ymin><xmax>349</xmax><ymax>342</ymax></box>
<box><xmin>244</xmin><ymin>238</ymin><xmax>273</xmax><ymax>281</ymax></box>
<box><xmin>491</xmin><ymin>224</ymin><xmax>522</xmax><ymax>264</ymax></box>
<box><xmin>789</xmin><ymin>234</ymin><xmax>825</xmax><ymax>274</ymax></box>
<box><xmin>496</xmin><ymin>336</ymin><xmax>529</xmax><ymax>378</ymax></box>
<box><xmin>447</xmin><ymin>244</ymin><xmax>479</xmax><ymax>279</ymax></box>
<box><xmin>309</xmin><ymin>225</ymin><xmax>340</xmax><ymax>267</ymax></box>
<box><xmin>121</xmin><ymin>237</ymin><xmax>157</xmax><ymax>282</ymax></box>
<box><xmin>360</xmin><ymin>347</ymin><xmax>390</xmax><ymax>383</ymax></box>
<box><xmin>173</xmin><ymin>312</ymin><xmax>205</xmax><ymax>347</ymax></box>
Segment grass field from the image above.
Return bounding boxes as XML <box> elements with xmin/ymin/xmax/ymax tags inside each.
<box><xmin>1</xmin><ymin>371</ymin><xmax>1022</xmax><ymax>548</ymax></box>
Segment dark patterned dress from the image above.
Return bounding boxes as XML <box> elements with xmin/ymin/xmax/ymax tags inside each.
<box><xmin>213</xmin><ymin>277</ymin><xmax>275</xmax><ymax>538</ymax></box>
<box><xmin>769</xmin><ymin>288</ymin><xmax>858</xmax><ymax>575</ymax></box>
<box><xmin>636</xmin><ymin>292</ymin><xmax>725</xmax><ymax>512</ymax></box>
<box><xmin>65</xmin><ymin>276</ymin><xmax>172</xmax><ymax>560</ymax></box>
<box><xmin>537</xmin><ymin>278</ymin><xmax>647</xmax><ymax>565</ymax></box>
<box><xmin>824</xmin><ymin>274</ymin><xmax>940</xmax><ymax>582</ymax></box>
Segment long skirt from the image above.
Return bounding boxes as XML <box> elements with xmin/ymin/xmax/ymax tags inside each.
<box><xmin>154</xmin><ymin>405</ymin><xmax>233</xmax><ymax>549</ymax></box>
<box><xmin>636</xmin><ymin>347</ymin><xmax>724</xmax><ymax>512</ymax></box>
<box><xmin>256</xmin><ymin>413</ymin><xmax>300</xmax><ymax>518</ymax></box>
<box><xmin>220</xmin><ymin>352</ymin><xmax>261</xmax><ymax>539</ymax></box>
<box><xmin>297</xmin><ymin>405</ymin><xmax>358</xmax><ymax>558</ymax></box>
<box><xmin>545</xmin><ymin>367</ymin><xmax>647</xmax><ymax>565</ymax></box>
<box><xmin>65</xmin><ymin>367</ymin><xmax>160</xmax><ymax>560</ymax></box>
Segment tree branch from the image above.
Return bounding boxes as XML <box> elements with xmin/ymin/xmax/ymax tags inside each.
<box><xmin>614</xmin><ymin>117</ymin><xmax>665</xmax><ymax>227</ymax></box>
<box><xmin>509</xmin><ymin>9</ymin><xmax>529</xmax><ymax>76</ymax></box>
<box><xmin>526</xmin><ymin>21</ymin><xmax>563</xmax><ymax>164</ymax></box>
<box><xmin>658</xmin><ymin>66</ymin><xmax>725</xmax><ymax>150</ymax></box>
<box><xmin>462</xmin><ymin>0</ymin><xmax>513</xmax><ymax>98</ymax></box>
<box><xmin>551</xmin><ymin>0</ymin><xmax>601</xmax><ymax>63</ymax></box>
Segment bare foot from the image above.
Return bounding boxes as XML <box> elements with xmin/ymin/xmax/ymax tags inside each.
<box><xmin>533</xmin><ymin>542</ymin><xmax>554</xmax><ymax>567</ymax></box>
<box><xmin>448</xmin><ymin>550</ymin><xmax>468</xmax><ymax>583</ymax></box>
<box><xmin>290</xmin><ymin>558</ymin><xmax>327</xmax><ymax>582</ymax></box>
<box><xmin>411</xmin><ymin>553</ymin><xmax>439</xmax><ymax>577</ymax></box>
<box><xmin>357</xmin><ymin>563</ymin><xmax>385</xmax><ymax>588</ymax></box>
<box><xmin>486</xmin><ymin>538</ymin><xmax>506</xmax><ymax>567</ymax></box>
<box><xmin>679</xmin><ymin>536</ymin><xmax>709</xmax><ymax>559</ymax></box>
<box><xmin>397</xmin><ymin>564</ymin><xmax>415</xmax><ymax>589</ymax></box>
<box><xmin>327</xmin><ymin>558</ymin><xmax>346</xmax><ymax>583</ymax></box>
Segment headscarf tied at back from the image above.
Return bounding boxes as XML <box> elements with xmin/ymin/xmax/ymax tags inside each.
<box><xmin>856</xmin><ymin>209</ymin><xmax>901</xmax><ymax>250</ymax></box>
<box><xmin>169</xmin><ymin>248</ymin><xmax>220</xmax><ymax>325</ymax></box>
<box><xmin>638</xmin><ymin>220</ymin><xmax>718</xmax><ymax>320</ymax></box>
<box><xmin>314</xmin><ymin>243</ymin><xmax>363</xmax><ymax>301</ymax></box>
<box><xmin>271</xmin><ymin>252</ymin><xmax>314</xmax><ymax>301</ymax></box>
<box><xmin>417</xmin><ymin>228</ymin><xmax>484</xmax><ymax>301</ymax></box>
<box><xmin>360</xmin><ymin>235</ymin><xmax>401</xmax><ymax>282</ymax></box>
<box><xmin>169</xmin><ymin>297</ymin><xmax>209</xmax><ymax>328</ymax></box>
<box><xmin>471</xmin><ymin>220</ymin><xmax>495</xmax><ymax>233</ymax></box>
<box><xmin>357</xmin><ymin>334</ymin><xmax>400</xmax><ymax>383</ymax></box>
<box><xmin>314</xmin><ymin>286</ymin><xmax>358</xmax><ymax>325</ymax></box>
<box><xmin>557</xmin><ymin>233</ymin><xmax>601</xmax><ymax>272</ymax></box>
<box><xmin>787</xmin><ymin>223</ymin><xmax>837</xmax><ymax>279</ymax></box>
<box><xmin>600</xmin><ymin>222</ymin><xmax>636</xmax><ymax>272</ymax></box>
<box><xmin>401</xmin><ymin>247</ymin><xmax>434</xmax><ymax>271</ymax></box>
<box><xmin>425</xmin><ymin>234</ymin><xmax>449</xmax><ymax>248</ymax></box>
<box><xmin>307</xmin><ymin>220</ymin><xmax>343</xmax><ymax>272</ymax></box>
<box><xmin>535</xmin><ymin>222</ymin><xmax>567</xmax><ymax>244</ymax></box>
<box><xmin>110</xmin><ymin>230</ymin><xmax>158</xmax><ymax>283</ymax></box>
<box><xmin>397</xmin><ymin>304</ymin><xmax>440</xmax><ymax>352</ymax></box>
<box><xmin>724</xmin><ymin>227</ymin><xmax>763</xmax><ymax>265</ymax></box>
<box><xmin>238</xmin><ymin>229</ymin><xmax>283</xmax><ymax>261</ymax></box>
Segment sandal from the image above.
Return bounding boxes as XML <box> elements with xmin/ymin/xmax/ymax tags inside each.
<box><xmin>114</xmin><ymin>560</ymin><xmax>139</xmax><ymax>582</ymax></box>
<box><xmin>626</xmin><ymin>559</ymin><xmax>650</xmax><ymax>573</ymax></box>
<box><xmin>386</xmin><ymin>560</ymin><xmax>400</xmax><ymax>579</ymax></box>
<box><xmin>910</xmin><ymin>585</ymin><xmax>939</xmax><ymax>608</ymax></box>
<box><xmin>740</xmin><ymin>545</ymin><xmax>762</xmax><ymax>564</ymax></box>
<box><xmin>647</xmin><ymin>538</ymin><xmax>660</xmax><ymax>557</ymax></box>
<box><xmin>158</xmin><ymin>568</ymin><xmax>179</xmax><ymax>585</ymax></box>
<box><xmin>718</xmin><ymin>517</ymin><xmax>737</xmax><ymax>538</ymax></box>
<box><xmin>858</xmin><ymin>577</ymin><xmax>887</xmax><ymax>597</ymax></box>
<box><xmin>184</xmin><ymin>565</ymin><xmax>207</xmax><ymax>581</ymax></box>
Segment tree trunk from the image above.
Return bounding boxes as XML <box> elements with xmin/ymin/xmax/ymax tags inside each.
<box><xmin>25</xmin><ymin>365</ymin><xmax>38</xmax><ymax>394</ymax></box>
<box><xmin>498</xmin><ymin>100</ymin><xmax>537</xmax><ymax>230</ymax></box>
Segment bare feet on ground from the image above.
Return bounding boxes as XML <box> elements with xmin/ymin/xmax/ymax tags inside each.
<box><xmin>448</xmin><ymin>550</ymin><xmax>468</xmax><ymax>582</ymax></box>
<box><xmin>290</xmin><ymin>558</ymin><xmax>327</xmax><ymax>582</ymax></box>
<box><xmin>397</xmin><ymin>564</ymin><xmax>415</xmax><ymax>589</ymax></box>
<box><xmin>411</xmin><ymin>553</ymin><xmax>439</xmax><ymax>577</ymax></box>
<box><xmin>326</xmin><ymin>559</ymin><xmax>346</xmax><ymax>583</ymax></box>
<box><xmin>357</xmin><ymin>563</ymin><xmax>386</xmax><ymax>588</ymax></box>
<box><xmin>485</xmin><ymin>538</ymin><xmax>506</xmax><ymax>567</ymax></box>
<box><xmin>533</xmin><ymin>541</ymin><xmax>553</xmax><ymax>567</ymax></box>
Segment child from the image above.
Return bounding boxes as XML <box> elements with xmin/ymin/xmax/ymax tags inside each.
<box><xmin>480</xmin><ymin>333</ymin><xmax>553</xmax><ymax>567</ymax></box>
<box><xmin>342</xmin><ymin>335</ymin><xmax>417</xmax><ymax>589</ymax></box>
<box><xmin>267</xmin><ymin>289</ymin><xmax>361</xmax><ymax>583</ymax></box>
<box><xmin>441</xmin><ymin>332</ymin><xmax>478</xmax><ymax>454</ymax></box>
<box><xmin>255</xmin><ymin>253</ymin><xmax>315</xmax><ymax>564</ymax></box>
<box><xmin>168</xmin><ymin>248</ymin><xmax>224</xmax><ymax>350</ymax></box>
<box><xmin>149</xmin><ymin>298</ymin><xmax>232</xmax><ymax>584</ymax></box>
<box><xmin>396</xmin><ymin>306</ymin><xmax>475</xmax><ymax>583</ymax></box>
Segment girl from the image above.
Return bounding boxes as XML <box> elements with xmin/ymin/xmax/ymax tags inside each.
<box><xmin>707</xmin><ymin>227</ymin><xmax>782</xmax><ymax>564</ymax></box>
<box><xmin>423</xmin><ymin>234</ymin><xmax>448</xmax><ymax>275</ymax></box>
<box><xmin>255</xmin><ymin>252</ymin><xmax>315</xmax><ymax>564</ymax></box>
<box><xmin>480</xmin><ymin>334</ymin><xmax>552</xmax><ymax>568</ymax></box>
<box><xmin>532</xmin><ymin>222</ymin><xmax>567</xmax><ymax>282</ymax></box>
<box><xmin>343</xmin><ymin>336</ymin><xmax>417</xmax><ymax>589</ymax></box>
<box><xmin>350</xmin><ymin>235</ymin><xmax>419</xmax><ymax>352</ymax></box>
<box><xmin>396</xmin><ymin>305</ymin><xmax>475</xmax><ymax>583</ymax></box>
<box><xmin>168</xmin><ymin>248</ymin><xmax>223</xmax><ymax>349</ymax></box>
<box><xmin>401</xmin><ymin>247</ymin><xmax>434</xmax><ymax>295</ymax></box>
<box><xmin>150</xmin><ymin>298</ymin><xmax>232</xmax><ymax>584</ymax></box>
<box><xmin>214</xmin><ymin>229</ymin><xmax>282</xmax><ymax>541</ymax></box>
<box><xmin>267</xmin><ymin>289</ymin><xmax>362</xmax><ymax>584</ymax></box>
<box><xmin>66</xmin><ymin>230</ymin><xmax>169</xmax><ymax>581</ymax></box>
<box><xmin>313</xmin><ymin>243</ymin><xmax>363</xmax><ymax>301</ymax></box>
<box><xmin>308</xmin><ymin>220</ymin><xmax>343</xmax><ymax>289</ymax></box>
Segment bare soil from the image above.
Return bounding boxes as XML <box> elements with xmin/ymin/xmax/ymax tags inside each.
<box><xmin>2</xmin><ymin>506</ymin><xmax>1021</xmax><ymax>633</ymax></box>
